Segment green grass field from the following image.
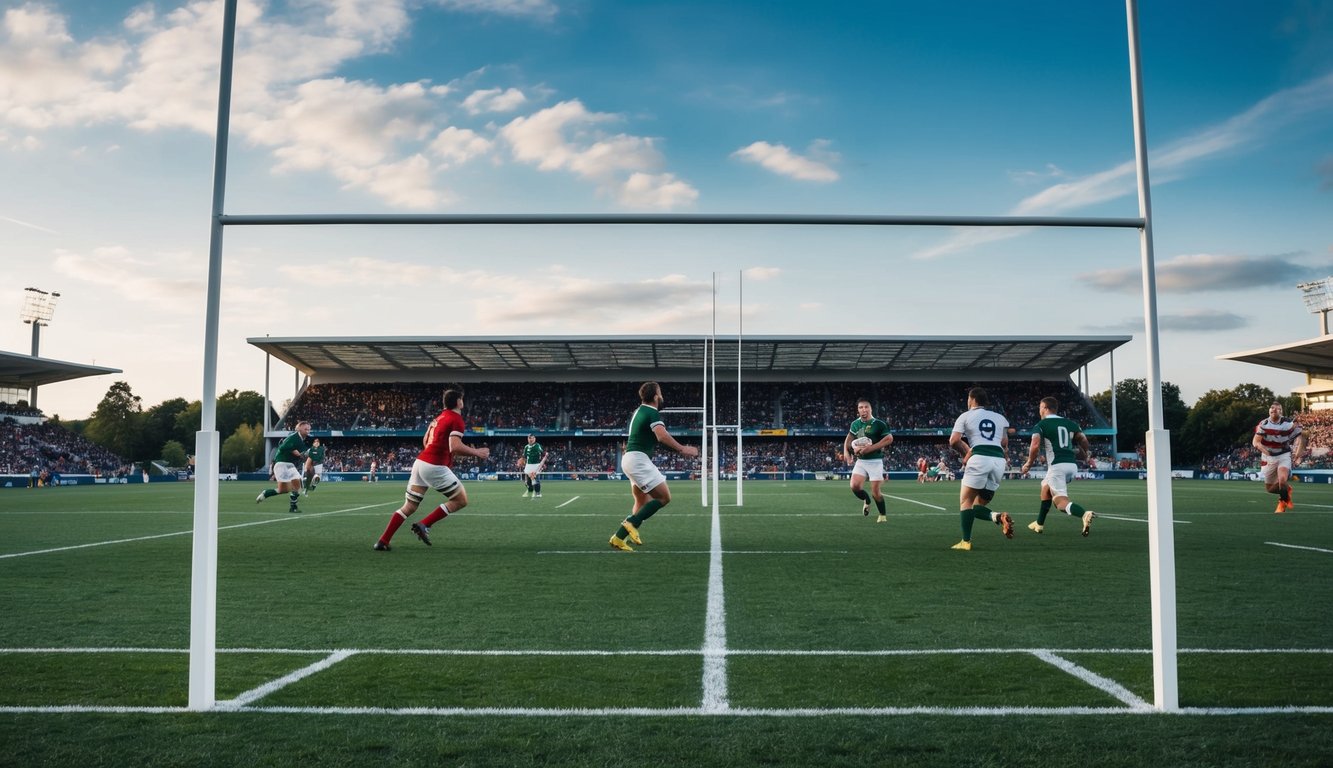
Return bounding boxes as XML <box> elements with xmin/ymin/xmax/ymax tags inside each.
<box><xmin>1</xmin><ymin>477</ymin><xmax>1331</xmax><ymax>767</ymax></box>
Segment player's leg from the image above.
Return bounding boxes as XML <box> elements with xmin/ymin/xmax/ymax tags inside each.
<box><xmin>533</xmin><ymin>470</ymin><xmax>542</xmax><ymax>498</ymax></box>
<box><xmin>870</xmin><ymin>476</ymin><xmax>887</xmax><ymax>522</ymax></box>
<box><xmin>376</xmin><ymin>462</ymin><xmax>430</xmax><ymax>550</ymax></box>
<box><xmin>413</xmin><ymin>470</ymin><xmax>465</xmax><ymax>546</ymax></box>
<box><xmin>1031</xmin><ymin>482</ymin><xmax>1053</xmax><ymax>533</ymax></box>
<box><xmin>850</xmin><ymin>469</ymin><xmax>871</xmax><ymax>515</ymax></box>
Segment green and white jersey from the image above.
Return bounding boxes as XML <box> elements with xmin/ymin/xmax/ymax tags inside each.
<box><xmin>307</xmin><ymin>444</ymin><xmax>326</xmax><ymax>465</ymax></box>
<box><xmin>1032</xmin><ymin>415</ymin><xmax>1082</xmax><ymax>465</ymax></box>
<box><xmin>848</xmin><ymin>417</ymin><xmax>891</xmax><ymax>459</ymax></box>
<box><xmin>951</xmin><ymin>407</ymin><xmax>1009</xmax><ymax>458</ymax></box>
<box><xmin>522</xmin><ymin>442</ymin><xmax>545</xmax><ymax>464</ymax></box>
<box><xmin>273</xmin><ymin>432</ymin><xmax>305</xmax><ymax>465</ymax></box>
<box><xmin>625</xmin><ymin>404</ymin><xmax>664</xmax><ymax>455</ymax></box>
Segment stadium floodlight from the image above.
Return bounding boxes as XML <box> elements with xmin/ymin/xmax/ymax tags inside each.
<box><xmin>1297</xmin><ymin>277</ymin><xmax>1333</xmax><ymax>335</ymax></box>
<box><xmin>18</xmin><ymin>287</ymin><xmax>60</xmax><ymax>409</ymax></box>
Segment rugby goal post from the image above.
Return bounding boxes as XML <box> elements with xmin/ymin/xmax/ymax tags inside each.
<box><xmin>192</xmin><ymin>0</ymin><xmax>1176</xmax><ymax>712</ymax></box>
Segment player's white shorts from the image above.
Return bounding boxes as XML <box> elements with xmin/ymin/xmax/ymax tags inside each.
<box><xmin>621</xmin><ymin>450</ymin><xmax>666</xmax><ymax>494</ymax></box>
<box><xmin>851</xmin><ymin>458</ymin><xmax>885</xmax><ymax>482</ymax></box>
<box><xmin>1042</xmin><ymin>462</ymin><xmax>1078</xmax><ymax>498</ymax></box>
<box><xmin>408</xmin><ymin>459</ymin><xmax>462</xmax><ymax>498</ymax></box>
<box><xmin>272</xmin><ymin>462</ymin><xmax>301</xmax><ymax>483</ymax></box>
<box><xmin>310</xmin><ymin>464</ymin><xmax>324</xmax><ymax>479</ymax></box>
<box><xmin>523</xmin><ymin>463</ymin><xmax>543</xmax><ymax>476</ymax></box>
<box><xmin>962</xmin><ymin>454</ymin><xmax>1006</xmax><ymax>492</ymax></box>
<box><xmin>1260</xmin><ymin>451</ymin><xmax>1292</xmax><ymax>483</ymax></box>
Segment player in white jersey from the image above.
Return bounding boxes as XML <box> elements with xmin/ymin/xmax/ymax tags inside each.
<box><xmin>947</xmin><ymin>387</ymin><xmax>1014</xmax><ymax>550</ymax></box>
<box><xmin>1250</xmin><ymin>402</ymin><xmax>1308</xmax><ymax>513</ymax></box>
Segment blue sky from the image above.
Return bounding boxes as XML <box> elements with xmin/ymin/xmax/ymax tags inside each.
<box><xmin>1</xmin><ymin>0</ymin><xmax>1330</xmax><ymax>420</ymax></box>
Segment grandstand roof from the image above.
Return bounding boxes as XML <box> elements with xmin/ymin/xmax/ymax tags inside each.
<box><xmin>1217</xmin><ymin>335</ymin><xmax>1333</xmax><ymax>378</ymax></box>
<box><xmin>0</xmin><ymin>350</ymin><xmax>122</xmax><ymax>389</ymax></box>
<box><xmin>247</xmin><ymin>335</ymin><xmax>1130</xmax><ymax>379</ymax></box>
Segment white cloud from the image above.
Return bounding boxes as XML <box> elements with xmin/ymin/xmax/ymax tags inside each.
<box><xmin>744</xmin><ymin>267</ymin><xmax>782</xmax><ymax>281</ymax></box>
<box><xmin>1078</xmin><ymin>253</ymin><xmax>1312</xmax><ymax>294</ymax></box>
<box><xmin>914</xmin><ymin>72</ymin><xmax>1333</xmax><ymax>259</ymax></box>
<box><xmin>429</xmin><ymin>126</ymin><xmax>493</xmax><ymax>166</ymax></box>
<box><xmin>51</xmin><ymin>245</ymin><xmax>205</xmax><ymax>314</ymax></box>
<box><xmin>732</xmin><ymin>139</ymin><xmax>839</xmax><ymax>182</ymax></box>
<box><xmin>462</xmin><ymin>87</ymin><xmax>527</xmax><ymax>115</ymax></box>
<box><xmin>433</xmin><ymin>0</ymin><xmax>558</xmax><ymax>21</ymax></box>
<box><xmin>501</xmin><ymin>99</ymin><xmax>698</xmax><ymax>208</ymax></box>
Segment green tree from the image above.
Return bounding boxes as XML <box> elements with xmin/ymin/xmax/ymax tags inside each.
<box><xmin>217</xmin><ymin>389</ymin><xmax>266</xmax><ymax>443</ymax></box>
<box><xmin>83</xmin><ymin>381</ymin><xmax>145</xmax><ymax>460</ymax></box>
<box><xmin>143</xmin><ymin>397</ymin><xmax>191</xmax><ymax>458</ymax></box>
<box><xmin>220</xmin><ymin>422</ymin><xmax>265</xmax><ymax>472</ymax></box>
<box><xmin>160</xmin><ymin>440</ymin><xmax>188</xmax><ymax>468</ymax></box>
<box><xmin>1091</xmin><ymin>378</ymin><xmax>1189</xmax><ymax>453</ymax></box>
<box><xmin>1177</xmin><ymin>384</ymin><xmax>1299</xmax><ymax>464</ymax></box>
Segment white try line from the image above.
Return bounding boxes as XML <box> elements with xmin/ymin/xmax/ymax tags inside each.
<box><xmin>537</xmin><ymin>550</ymin><xmax>849</xmax><ymax>555</ymax></box>
<box><xmin>3</xmin><ymin>704</ymin><xmax>1331</xmax><ymax>717</ymax></box>
<box><xmin>0</xmin><ymin>503</ymin><xmax>396</xmax><ymax>560</ymax></box>
<box><xmin>555</xmin><ymin>496</ymin><xmax>580</xmax><ymax>508</ymax></box>
<box><xmin>1265</xmin><ymin>541</ymin><xmax>1333</xmax><ymax>555</ymax></box>
<box><xmin>5</xmin><ymin>646</ymin><xmax>1332</xmax><ymax>657</ymax></box>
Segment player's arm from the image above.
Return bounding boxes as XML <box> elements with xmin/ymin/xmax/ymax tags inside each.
<box><xmin>1293</xmin><ymin>431</ymin><xmax>1308</xmax><ymax>463</ymax></box>
<box><xmin>843</xmin><ymin>432</ymin><xmax>856</xmax><ymax>460</ymax></box>
<box><xmin>1074</xmin><ymin>431</ymin><xmax>1092</xmax><ymax>464</ymax></box>
<box><xmin>949</xmin><ymin>431</ymin><xmax>969</xmax><ymax>460</ymax></box>
<box><xmin>1251</xmin><ymin>424</ymin><xmax>1270</xmax><ymax>455</ymax></box>
<box><xmin>449</xmin><ymin>433</ymin><xmax>490</xmax><ymax>460</ymax></box>
<box><xmin>1020</xmin><ymin>434</ymin><xmax>1041</xmax><ymax>474</ymax></box>
<box><xmin>869</xmin><ymin>426</ymin><xmax>893</xmax><ymax>452</ymax></box>
<box><xmin>652</xmin><ymin>424</ymin><xmax>698</xmax><ymax>458</ymax></box>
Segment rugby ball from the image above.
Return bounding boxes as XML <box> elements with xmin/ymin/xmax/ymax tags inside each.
<box><xmin>851</xmin><ymin>437</ymin><xmax>872</xmax><ymax>451</ymax></box>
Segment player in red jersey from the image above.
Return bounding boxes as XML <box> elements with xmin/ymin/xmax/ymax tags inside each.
<box><xmin>916</xmin><ymin>456</ymin><xmax>929</xmax><ymax>483</ymax></box>
<box><xmin>374</xmin><ymin>388</ymin><xmax>490</xmax><ymax>551</ymax></box>
<box><xmin>1251</xmin><ymin>402</ymin><xmax>1307</xmax><ymax>513</ymax></box>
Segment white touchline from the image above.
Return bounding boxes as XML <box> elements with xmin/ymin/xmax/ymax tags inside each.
<box><xmin>0</xmin><ymin>503</ymin><xmax>395</xmax><ymax>560</ymax></box>
<box><xmin>555</xmin><ymin>496</ymin><xmax>580</xmax><ymax>508</ymax></box>
<box><xmin>701</xmin><ymin>497</ymin><xmax>728</xmax><ymax>713</ymax></box>
<box><xmin>1031</xmin><ymin>650</ymin><xmax>1152</xmax><ymax>710</ymax></box>
<box><xmin>1265</xmin><ymin>541</ymin><xmax>1333</xmax><ymax>555</ymax></box>
<box><xmin>536</xmin><ymin>550</ymin><xmax>849</xmax><ymax>555</ymax></box>
<box><xmin>218</xmin><ymin>651</ymin><xmax>357</xmax><ymax>708</ymax></box>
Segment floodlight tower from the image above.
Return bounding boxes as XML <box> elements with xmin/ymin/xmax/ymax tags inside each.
<box><xmin>19</xmin><ymin>287</ymin><xmax>60</xmax><ymax>409</ymax></box>
<box><xmin>1297</xmin><ymin>277</ymin><xmax>1333</xmax><ymax>336</ymax></box>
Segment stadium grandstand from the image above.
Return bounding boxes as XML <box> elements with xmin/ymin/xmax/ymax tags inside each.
<box><xmin>0</xmin><ymin>349</ymin><xmax>130</xmax><ymax>485</ymax></box>
<box><xmin>250</xmin><ymin>335</ymin><xmax>1133</xmax><ymax>481</ymax></box>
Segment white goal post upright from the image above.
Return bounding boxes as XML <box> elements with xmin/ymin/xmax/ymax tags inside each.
<box><xmin>701</xmin><ymin>335</ymin><xmax>709</xmax><ymax>507</ymax></box>
<box><xmin>736</xmin><ymin>271</ymin><xmax>743</xmax><ymax>507</ymax></box>
<box><xmin>194</xmin><ymin>0</ymin><xmax>1176</xmax><ymax>710</ymax></box>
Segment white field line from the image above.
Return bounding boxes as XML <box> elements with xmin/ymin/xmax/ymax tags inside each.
<box><xmin>1091</xmin><ymin>513</ymin><xmax>1191</xmax><ymax>525</ymax></box>
<box><xmin>554</xmin><ymin>496</ymin><xmax>580</xmax><ymax>508</ymax></box>
<box><xmin>536</xmin><ymin>550</ymin><xmax>849</xmax><ymax>555</ymax></box>
<box><xmin>1032</xmin><ymin>650</ymin><xmax>1151</xmax><ymax>710</ymax></box>
<box><xmin>701</xmin><ymin>494</ymin><xmax>729</xmax><ymax>713</ymax></box>
<box><xmin>219</xmin><ymin>651</ymin><xmax>356</xmax><ymax>708</ymax></box>
<box><xmin>883</xmin><ymin>494</ymin><xmax>947</xmax><ymax>510</ymax></box>
<box><xmin>1265</xmin><ymin>541</ymin><xmax>1333</xmax><ymax>555</ymax></box>
<box><xmin>3</xmin><ymin>704</ymin><xmax>1332</xmax><ymax>716</ymax></box>
<box><xmin>8</xmin><ymin>646</ymin><xmax>1332</xmax><ymax>656</ymax></box>
<box><xmin>0</xmin><ymin>503</ymin><xmax>396</xmax><ymax>560</ymax></box>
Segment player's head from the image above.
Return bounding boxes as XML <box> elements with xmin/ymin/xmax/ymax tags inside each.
<box><xmin>639</xmin><ymin>381</ymin><xmax>662</xmax><ymax>406</ymax></box>
<box><xmin>311</xmin><ymin>438</ymin><xmax>321</xmax><ymax>447</ymax></box>
<box><xmin>1269</xmin><ymin>402</ymin><xmax>1283</xmax><ymax>420</ymax></box>
<box><xmin>856</xmin><ymin>398</ymin><xmax>872</xmax><ymax>419</ymax></box>
<box><xmin>295</xmin><ymin>420</ymin><xmax>311</xmax><ymax>436</ymax></box>
<box><xmin>1039</xmin><ymin>396</ymin><xmax>1059</xmax><ymax>416</ymax></box>
<box><xmin>443</xmin><ymin>389</ymin><xmax>464</xmax><ymax>411</ymax></box>
<box><xmin>527</xmin><ymin>434</ymin><xmax>536</xmax><ymax>444</ymax></box>
<box><xmin>967</xmin><ymin>387</ymin><xmax>989</xmax><ymax>407</ymax></box>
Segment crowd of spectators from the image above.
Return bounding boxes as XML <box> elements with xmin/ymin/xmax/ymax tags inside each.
<box><xmin>0</xmin><ymin>402</ymin><xmax>41</xmax><ymax>419</ymax></box>
<box><xmin>0</xmin><ymin>418</ymin><xmax>133</xmax><ymax>479</ymax></box>
<box><xmin>282</xmin><ymin>379</ymin><xmax>1104</xmax><ymax>433</ymax></box>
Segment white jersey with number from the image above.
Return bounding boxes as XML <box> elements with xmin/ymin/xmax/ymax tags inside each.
<box><xmin>951</xmin><ymin>407</ymin><xmax>1009</xmax><ymax>456</ymax></box>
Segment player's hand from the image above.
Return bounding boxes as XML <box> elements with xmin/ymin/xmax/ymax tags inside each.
<box><xmin>476</xmin><ymin>447</ymin><xmax>491</xmax><ymax>460</ymax></box>
<box><xmin>680</xmin><ymin>445</ymin><xmax>699</xmax><ymax>458</ymax></box>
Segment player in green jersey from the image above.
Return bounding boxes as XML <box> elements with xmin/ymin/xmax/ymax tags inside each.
<box><xmin>519</xmin><ymin>434</ymin><xmax>548</xmax><ymax>498</ymax></box>
<box><xmin>302</xmin><ymin>438</ymin><xmax>326</xmax><ymax>497</ymax></box>
<box><xmin>842</xmin><ymin>399</ymin><xmax>894</xmax><ymax>523</ymax></box>
<box><xmin>256</xmin><ymin>421</ymin><xmax>310</xmax><ymax>513</ymax></box>
<box><xmin>1019</xmin><ymin>397</ymin><xmax>1097</xmax><ymax>536</ymax></box>
<box><xmin>610</xmin><ymin>381</ymin><xmax>699</xmax><ymax>552</ymax></box>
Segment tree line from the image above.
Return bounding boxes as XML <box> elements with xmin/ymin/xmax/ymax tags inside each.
<box><xmin>58</xmin><ymin>378</ymin><xmax>1303</xmax><ymax>471</ymax></box>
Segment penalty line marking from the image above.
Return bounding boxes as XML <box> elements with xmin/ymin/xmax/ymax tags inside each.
<box><xmin>1092</xmin><ymin>513</ymin><xmax>1190</xmax><ymax>525</ymax></box>
<box><xmin>219</xmin><ymin>651</ymin><xmax>356</xmax><ymax>709</ymax></box>
<box><xmin>701</xmin><ymin>497</ymin><xmax>729</xmax><ymax>713</ymax></box>
<box><xmin>555</xmin><ymin>496</ymin><xmax>580</xmax><ymax>508</ymax></box>
<box><xmin>1265</xmin><ymin>541</ymin><xmax>1333</xmax><ymax>555</ymax></box>
<box><xmin>1032</xmin><ymin>650</ymin><xmax>1151</xmax><ymax>710</ymax></box>
<box><xmin>884</xmin><ymin>494</ymin><xmax>947</xmax><ymax>511</ymax></box>
<box><xmin>0</xmin><ymin>503</ymin><xmax>396</xmax><ymax>561</ymax></box>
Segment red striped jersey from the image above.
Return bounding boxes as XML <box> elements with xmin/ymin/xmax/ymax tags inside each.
<box><xmin>1254</xmin><ymin>418</ymin><xmax>1301</xmax><ymax>454</ymax></box>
